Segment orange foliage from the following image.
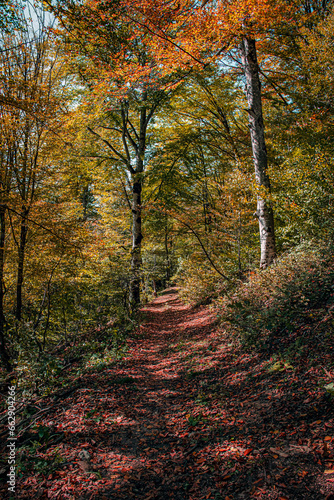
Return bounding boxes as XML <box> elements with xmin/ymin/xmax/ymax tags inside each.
<box><xmin>52</xmin><ymin>0</ymin><xmax>297</xmax><ymax>96</ymax></box>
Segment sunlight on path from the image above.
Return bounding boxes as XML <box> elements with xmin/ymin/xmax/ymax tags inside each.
<box><xmin>16</xmin><ymin>288</ymin><xmax>334</xmax><ymax>500</ymax></box>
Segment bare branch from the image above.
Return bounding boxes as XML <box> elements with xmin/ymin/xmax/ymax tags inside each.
<box><xmin>87</xmin><ymin>126</ymin><xmax>129</xmax><ymax>165</ymax></box>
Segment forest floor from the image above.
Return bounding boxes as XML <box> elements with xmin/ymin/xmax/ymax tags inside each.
<box><xmin>2</xmin><ymin>287</ymin><xmax>334</xmax><ymax>499</ymax></box>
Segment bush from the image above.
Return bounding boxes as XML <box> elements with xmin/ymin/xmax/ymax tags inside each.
<box><xmin>216</xmin><ymin>241</ymin><xmax>334</xmax><ymax>349</ymax></box>
<box><xmin>176</xmin><ymin>257</ymin><xmax>233</xmax><ymax>305</ymax></box>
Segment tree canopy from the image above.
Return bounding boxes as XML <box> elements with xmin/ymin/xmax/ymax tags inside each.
<box><xmin>1</xmin><ymin>1</ymin><xmax>334</xmax><ymax>498</ymax></box>
<box><xmin>0</xmin><ymin>0</ymin><xmax>331</xmax><ymax>365</ymax></box>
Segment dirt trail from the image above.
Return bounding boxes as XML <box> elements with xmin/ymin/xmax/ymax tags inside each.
<box><xmin>15</xmin><ymin>288</ymin><xmax>334</xmax><ymax>499</ymax></box>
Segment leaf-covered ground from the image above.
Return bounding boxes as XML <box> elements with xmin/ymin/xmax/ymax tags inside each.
<box><xmin>1</xmin><ymin>288</ymin><xmax>334</xmax><ymax>499</ymax></box>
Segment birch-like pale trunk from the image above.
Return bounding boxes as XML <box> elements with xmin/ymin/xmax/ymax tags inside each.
<box><xmin>240</xmin><ymin>37</ymin><xmax>276</xmax><ymax>269</ymax></box>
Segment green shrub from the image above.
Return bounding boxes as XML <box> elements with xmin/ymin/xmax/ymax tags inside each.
<box><xmin>217</xmin><ymin>241</ymin><xmax>334</xmax><ymax>349</ymax></box>
<box><xmin>176</xmin><ymin>257</ymin><xmax>234</xmax><ymax>305</ymax></box>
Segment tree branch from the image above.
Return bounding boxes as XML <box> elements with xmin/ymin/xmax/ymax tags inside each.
<box><xmin>6</xmin><ymin>207</ymin><xmax>82</xmax><ymax>251</ymax></box>
<box><xmin>87</xmin><ymin>126</ymin><xmax>128</xmax><ymax>165</ymax></box>
<box><xmin>168</xmin><ymin>212</ymin><xmax>230</xmax><ymax>281</ymax></box>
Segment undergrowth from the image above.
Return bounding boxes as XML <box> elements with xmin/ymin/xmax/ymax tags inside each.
<box><xmin>215</xmin><ymin>241</ymin><xmax>334</xmax><ymax>352</ymax></box>
<box><xmin>176</xmin><ymin>259</ymin><xmax>234</xmax><ymax>306</ymax></box>
<box><xmin>0</xmin><ymin>321</ymin><xmax>132</xmax><ymax>403</ymax></box>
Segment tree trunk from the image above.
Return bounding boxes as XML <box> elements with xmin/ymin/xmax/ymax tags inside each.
<box><xmin>165</xmin><ymin>217</ymin><xmax>171</xmax><ymax>284</ymax></box>
<box><xmin>16</xmin><ymin>207</ymin><xmax>28</xmax><ymax>321</ymax></box>
<box><xmin>152</xmin><ymin>279</ymin><xmax>157</xmax><ymax>297</ymax></box>
<box><xmin>129</xmin><ymin>173</ymin><xmax>143</xmax><ymax>308</ymax></box>
<box><xmin>0</xmin><ymin>205</ymin><xmax>11</xmax><ymax>371</ymax></box>
<box><xmin>129</xmin><ymin>104</ymin><xmax>147</xmax><ymax>309</ymax></box>
<box><xmin>240</xmin><ymin>38</ymin><xmax>276</xmax><ymax>269</ymax></box>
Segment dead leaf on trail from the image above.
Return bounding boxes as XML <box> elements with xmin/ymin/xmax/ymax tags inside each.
<box><xmin>78</xmin><ymin>460</ymin><xmax>90</xmax><ymax>472</ymax></box>
<box><xmin>79</xmin><ymin>450</ymin><xmax>91</xmax><ymax>460</ymax></box>
<box><xmin>8</xmin><ymin>289</ymin><xmax>334</xmax><ymax>500</ymax></box>
<box><xmin>222</xmin><ymin>474</ymin><xmax>231</xmax><ymax>480</ymax></box>
<box><xmin>289</xmin><ymin>445</ymin><xmax>312</xmax><ymax>453</ymax></box>
<box><xmin>270</xmin><ymin>447</ymin><xmax>289</xmax><ymax>458</ymax></box>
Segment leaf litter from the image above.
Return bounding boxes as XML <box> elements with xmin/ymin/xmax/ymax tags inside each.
<box><xmin>1</xmin><ymin>287</ymin><xmax>334</xmax><ymax>499</ymax></box>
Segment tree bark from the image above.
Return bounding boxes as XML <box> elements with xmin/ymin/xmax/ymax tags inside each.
<box><xmin>129</xmin><ymin>105</ymin><xmax>146</xmax><ymax>309</ymax></box>
<box><xmin>129</xmin><ymin>173</ymin><xmax>143</xmax><ymax>308</ymax></box>
<box><xmin>165</xmin><ymin>216</ymin><xmax>171</xmax><ymax>284</ymax></box>
<box><xmin>0</xmin><ymin>205</ymin><xmax>11</xmax><ymax>371</ymax></box>
<box><xmin>240</xmin><ymin>38</ymin><xmax>276</xmax><ymax>269</ymax></box>
<box><xmin>16</xmin><ymin>207</ymin><xmax>29</xmax><ymax>321</ymax></box>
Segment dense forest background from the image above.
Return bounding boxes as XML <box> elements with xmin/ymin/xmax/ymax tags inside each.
<box><xmin>1</xmin><ymin>1</ymin><xmax>334</xmax><ymax>499</ymax></box>
<box><xmin>0</xmin><ymin>0</ymin><xmax>334</xmax><ymax>388</ymax></box>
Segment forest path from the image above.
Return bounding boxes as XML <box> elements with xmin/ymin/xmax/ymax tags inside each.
<box><xmin>18</xmin><ymin>288</ymin><xmax>334</xmax><ymax>499</ymax></box>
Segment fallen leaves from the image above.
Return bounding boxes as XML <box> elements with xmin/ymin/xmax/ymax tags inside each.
<box><xmin>2</xmin><ymin>289</ymin><xmax>333</xmax><ymax>499</ymax></box>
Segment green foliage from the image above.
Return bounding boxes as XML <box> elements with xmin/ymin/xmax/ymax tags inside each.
<box><xmin>36</xmin><ymin>424</ymin><xmax>51</xmax><ymax>442</ymax></box>
<box><xmin>217</xmin><ymin>242</ymin><xmax>334</xmax><ymax>348</ymax></box>
<box><xmin>187</xmin><ymin>414</ymin><xmax>202</xmax><ymax>427</ymax></box>
<box><xmin>271</xmin><ymin>150</ymin><xmax>334</xmax><ymax>249</ymax></box>
<box><xmin>2</xmin><ymin>0</ymin><xmax>334</xmax><ymax>413</ymax></box>
<box><xmin>6</xmin><ymin>252</ymin><xmax>133</xmax><ymax>392</ymax></box>
<box><xmin>176</xmin><ymin>259</ymin><xmax>230</xmax><ymax>305</ymax></box>
<box><xmin>324</xmin><ymin>383</ymin><xmax>334</xmax><ymax>396</ymax></box>
<box><xmin>17</xmin><ymin>442</ymin><xmax>64</xmax><ymax>477</ymax></box>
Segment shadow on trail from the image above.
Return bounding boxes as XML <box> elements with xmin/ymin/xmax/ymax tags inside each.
<box><xmin>15</xmin><ymin>288</ymin><xmax>334</xmax><ymax>500</ymax></box>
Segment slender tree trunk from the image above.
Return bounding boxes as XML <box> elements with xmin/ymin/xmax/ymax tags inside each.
<box><xmin>129</xmin><ymin>172</ymin><xmax>143</xmax><ymax>308</ymax></box>
<box><xmin>43</xmin><ymin>289</ymin><xmax>51</xmax><ymax>351</ymax></box>
<box><xmin>16</xmin><ymin>207</ymin><xmax>28</xmax><ymax>321</ymax></box>
<box><xmin>237</xmin><ymin>212</ymin><xmax>242</xmax><ymax>279</ymax></box>
<box><xmin>165</xmin><ymin>216</ymin><xmax>170</xmax><ymax>284</ymax></box>
<box><xmin>0</xmin><ymin>205</ymin><xmax>11</xmax><ymax>371</ymax></box>
<box><xmin>240</xmin><ymin>38</ymin><xmax>276</xmax><ymax>269</ymax></box>
<box><xmin>129</xmin><ymin>104</ymin><xmax>148</xmax><ymax>309</ymax></box>
<box><xmin>152</xmin><ymin>279</ymin><xmax>157</xmax><ymax>297</ymax></box>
